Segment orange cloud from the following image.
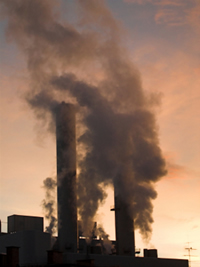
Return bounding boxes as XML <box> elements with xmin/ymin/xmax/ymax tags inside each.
<box><xmin>165</xmin><ymin>161</ymin><xmax>185</xmax><ymax>180</ymax></box>
<box><xmin>163</xmin><ymin>153</ymin><xmax>185</xmax><ymax>180</ymax></box>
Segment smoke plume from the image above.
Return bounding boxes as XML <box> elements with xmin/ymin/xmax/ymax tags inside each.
<box><xmin>1</xmin><ymin>0</ymin><xmax>167</xmax><ymax>240</ymax></box>
<box><xmin>42</xmin><ymin>177</ymin><xmax>57</xmax><ymax>235</ymax></box>
<box><xmin>97</xmin><ymin>226</ymin><xmax>113</xmax><ymax>254</ymax></box>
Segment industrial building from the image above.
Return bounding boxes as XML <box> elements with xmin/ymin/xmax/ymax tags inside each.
<box><xmin>0</xmin><ymin>102</ymin><xmax>189</xmax><ymax>267</ymax></box>
<box><xmin>0</xmin><ymin>215</ymin><xmax>51</xmax><ymax>265</ymax></box>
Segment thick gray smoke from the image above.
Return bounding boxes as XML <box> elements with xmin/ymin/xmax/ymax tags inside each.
<box><xmin>1</xmin><ymin>0</ymin><xmax>167</xmax><ymax>240</ymax></box>
<box><xmin>42</xmin><ymin>177</ymin><xmax>57</xmax><ymax>235</ymax></box>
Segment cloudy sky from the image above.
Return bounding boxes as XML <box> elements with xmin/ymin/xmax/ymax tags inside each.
<box><xmin>0</xmin><ymin>0</ymin><xmax>199</xmax><ymax>264</ymax></box>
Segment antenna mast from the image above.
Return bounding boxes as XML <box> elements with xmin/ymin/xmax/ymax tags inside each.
<box><xmin>184</xmin><ymin>242</ymin><xmax>197</xmax><ymax>267</ymax></box>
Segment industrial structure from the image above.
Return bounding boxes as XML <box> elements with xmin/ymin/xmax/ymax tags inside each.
<box><xmin>113</xmin><ymin>191</ymin><xmax>135</xmax><ymax>256</ymax></box>
<box><xmin>56</xmin><ymin>103</ymin><xmax>78</xmax><ymax>253</ymax></box>
<box><xmin>0</xmin><ymin>215</ymin><xmax>51</xmax><ymax>265</ymax></box>
<box><xmin>0</xmin><ymin>102</ymin><xmax>188</xmax><ymax>267</ymax></box>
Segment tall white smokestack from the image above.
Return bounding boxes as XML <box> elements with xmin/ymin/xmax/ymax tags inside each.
<box><xmin>56</xmin><ymin>102</ymin><xmax>78</xmax><ymax>252</ymax></box>
<box><xmin>114</xmin><ymin>189</ymin><xmax>135</xmax><ymax>256</ymax></box>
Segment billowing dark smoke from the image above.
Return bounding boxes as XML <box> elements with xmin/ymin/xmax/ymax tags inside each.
<box><xmin>1</xmin><ymin>0</ymin><xmax>167</xmax><ymax>240</ymax></box>
<box><xmin>42</xmin><ymin>177</ymin><xmax>57</xmax><ymax>235</ymax></box>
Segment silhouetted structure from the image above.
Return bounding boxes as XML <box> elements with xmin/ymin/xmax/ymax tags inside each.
<box><xmin>0</xmin><ymin>102</ymin><xmax>189</xmax><ymax>267</ymax></box>
<box><xmin>56</xmin><ymin>102</ymin><xmax>78</xmax><ymax>253</ymax></box>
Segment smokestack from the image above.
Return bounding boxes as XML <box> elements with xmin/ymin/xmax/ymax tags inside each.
<box><xmin>114</xmin><ymin>189</ymin><xmax>135</xmax><ymax>256</ymax></box>
<box><xmin>56</xmin><ymin>102</ymin><xmax>78</xmax><ymax>252</ymax></box>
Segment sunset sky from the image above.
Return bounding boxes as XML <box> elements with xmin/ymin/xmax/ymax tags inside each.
<box><xmin>0</xmin><ymin>0</ymin><xmax>199</xmax><ymax>265</ymax></box>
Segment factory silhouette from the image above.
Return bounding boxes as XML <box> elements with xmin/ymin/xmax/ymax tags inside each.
<box><xmin>0</xmin><ymin>102</ymin><xmax>188</xmax><ymax>267</ymax></box>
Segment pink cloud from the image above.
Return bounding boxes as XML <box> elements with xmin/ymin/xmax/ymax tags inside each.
<box><xmin>124</xmin><ymin>0</ymin><xmax>186</xmax><ymax>6</ymax></box>
<box><xmin>154</xmin><ymin>8</ymin><xmax>186</xmax><ymax>26</ymax></box>
<box><xmin>154</xmin><ymin>0</ymin><xmax>186</xmax><ymax>7</ymax></box>
<box><xmin>186</xmin><ymin>1</ymin><xmax>200</xmax><ymax>32</ymax></box>
<box><xmin>123</xmin><ymin>0</ymin><xmax>152</xmax><ymax>4</ymax></box>
<box><xmin>124</xmin><ymin>0</ymin><xmax>199</xmax><ymax>28</ymax></box>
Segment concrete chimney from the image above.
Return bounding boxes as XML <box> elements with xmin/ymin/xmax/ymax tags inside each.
<box><xmin>56</xmin><ymin>102</ymin><xmax>78</xmax><ymax>252</ymax></box>
<box><xmin>114</xmin><ymin>190</ymin><xmax>135</xmax><ymax>256</ymax></box>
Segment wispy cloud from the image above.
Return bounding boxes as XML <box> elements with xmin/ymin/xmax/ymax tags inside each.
<box><xmin>124</xmin><ymin>0</ymin><xmax>187</xmax><ymax>5</ymax></box>
<box><xmin>124</xmin><ymin>0</ymin><xmax>199</xmax><ymax>27</ymax></box>
<box><xmin>186</xmin><ymin>1</ymin><xmax>200</xmax><ymax>32</ymax></box>
<box><xmin>153</xmin><ymin>0</ymin><xmax>186</xmax><ymax>7</ymax></box>
<box><xmin>154</xmin><ymin>8</ymin><xmax>186</xmax><ymax>26</ymax></box>
<box><xmin>166</xmin><ymin>162</ymin><xmax>185</xmax><ymax>179</ymax></box>
<box><xmin>163</xmin><ymin>152</ymin><xmax>185</xmax><ymax>180</ymax></box>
